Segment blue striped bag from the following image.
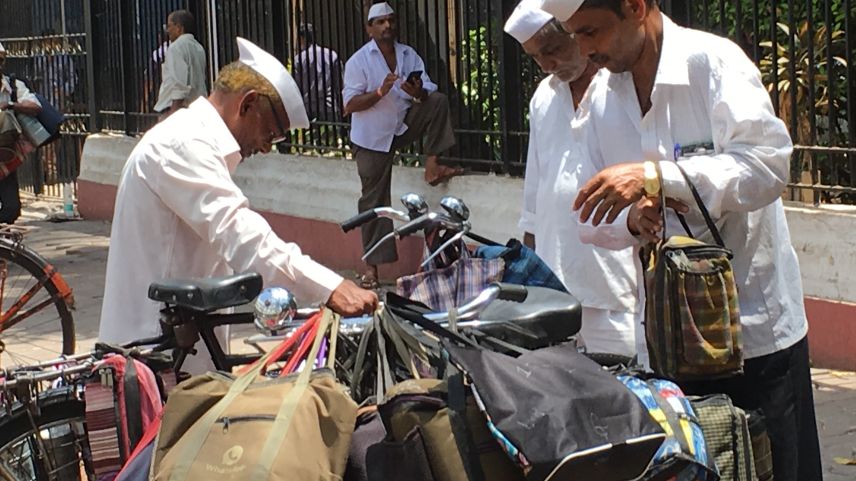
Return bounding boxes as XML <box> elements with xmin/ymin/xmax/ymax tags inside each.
<box><xmin>618</xmin><ymin>375</ymin><xmax>719</xmax><ymax>481</ymax></box>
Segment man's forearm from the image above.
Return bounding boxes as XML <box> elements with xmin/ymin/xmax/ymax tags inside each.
<box><xmin>13</xmin><ymin>101</ymin><xmax>42</xmax><ymax>117</ymax></box>
<box><xmin>344</xmin><ymin>90</ymin><xmax>382</xmax><ymax>116</ymax></box>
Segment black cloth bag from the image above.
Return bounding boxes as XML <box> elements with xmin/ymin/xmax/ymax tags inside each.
<box><xmin>446</xmin><ymin>342</ymin><xmax>666</xmax><ymax>481</ymax></box>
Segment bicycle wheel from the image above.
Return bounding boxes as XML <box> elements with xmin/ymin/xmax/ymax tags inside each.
<box><xmin>0</xmin><ymin>387</ymin><xmax>91</xmax><ymax>481</ymax></box>
<box><xmin>0</xmin><ymin>237</ymin><xmax>75</xmax><ymax>367</ymax></box>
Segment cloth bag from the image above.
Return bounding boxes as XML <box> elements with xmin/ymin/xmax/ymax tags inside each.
<box><xmin>445</xmin><ymin>342</ymin><xmax>666</xmax><ymax>481</ymax></box>
<box><xmin>396</xmin><ymin>244</ymin><xmax>504</xmax><ymax>311</ymax></box>
<box><xmin>689</xmin><ymin>394</ymin><xmax>758</xmax><ymax>481</ymax></box>
<box><xmin>150</xmin><ymin>309</ymin><xmax>357</xmax><ymax>481</ymax></box>
<box><xmin>641</xmin><ymin>162</ymin><xmax>743</xmax><ymax>381</ymax></box>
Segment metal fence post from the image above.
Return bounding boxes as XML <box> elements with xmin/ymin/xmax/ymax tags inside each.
<box><xmin>497</xmin><ymin>0</ymin><xmax>522</xmax><ymax>173</ymax></box>
<box><xmin>83</xmin><ymin>0</ymin><xmax>98</xmax><ymax>132</ymax></box>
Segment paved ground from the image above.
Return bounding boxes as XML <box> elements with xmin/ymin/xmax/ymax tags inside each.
<box><xmin>3</xmin><ymin>195</ymin><xmax>855</xmax><ymax>480</ymax></box>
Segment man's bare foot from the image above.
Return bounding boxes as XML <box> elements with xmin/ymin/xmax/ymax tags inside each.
<box><xmin>424</xmin><ymin>156</ymin><xmax>464</xmax><ymax>186</ymax></box>
<box><xmin>358</xmin><ymin>266</ymin><xmax>380</xmax><ymax>289</ymax></box>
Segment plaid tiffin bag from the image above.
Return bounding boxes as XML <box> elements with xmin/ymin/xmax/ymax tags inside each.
<box><xmin>396</xmin><ymin>245</ymin><xmax>504</xmax><ymax>311</ymax></box>
<box><xmin>641</xmin><ymin>162</ymin><xmax>743</xmax><ymax>381</ymax></box>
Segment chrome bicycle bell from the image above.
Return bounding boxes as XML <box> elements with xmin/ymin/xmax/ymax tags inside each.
<box><xmin>440</xmin><ymin>196</ymin><xmax>470</xmax><ymax>221</ymax></box>
<box><xmin>253</xmin><ymin>287</ymin><xmax>297</xmax><ymax>333</ymax></box>
<box><xmin>400</xmin><ymin>192</ymin><xmax>428</xmax><ymax>218</ymax></box>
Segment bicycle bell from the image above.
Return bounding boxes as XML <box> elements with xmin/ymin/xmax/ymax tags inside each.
<box><xmin>253</xmin><ymin>287</ymin><xmax>297</xmax><ymax>333</ymax></box>
<box><xmin>400</xmin><ymin>192</ymin><xmax>428</xmax><ymax>218</ymax></box>
<box><xmin>439</xmin><ymin>196</ymin><xmax>470</xmax><ymax>221</ymax></box>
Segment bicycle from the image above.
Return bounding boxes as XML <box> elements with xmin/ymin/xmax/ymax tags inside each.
<box><xmin>0</xmin><ymin>224</ymin><xmax>75</xmax><ymax>368</ymax></box>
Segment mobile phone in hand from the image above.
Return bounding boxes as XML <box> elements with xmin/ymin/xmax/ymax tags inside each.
<box><xmin>407</xmin><ymin>70</ymin><xmax>423</xmax><ymax>84</ymax></box>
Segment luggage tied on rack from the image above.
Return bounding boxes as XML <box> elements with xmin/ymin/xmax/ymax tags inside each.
<box><xmin>149</xmin><ymin>309</ymin><xmax>357</xmax><ymax>481</ymax></box>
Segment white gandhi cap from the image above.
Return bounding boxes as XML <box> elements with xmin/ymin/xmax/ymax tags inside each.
<box><xmin>236</xmin><ymin>36</ymin><xmax>309</xmax><ymax>130</ymax></box>
<box><xmin>540</xmin><ymin>0</ymin><xmax>585</xmax><ymax>21</ymax></box>
<box><xmin>368</xmin><ymin>2</ymin><xmax>395</xmax><ymax>22</ymax></box>
<box><xmin>504</xmin><ymin>0</ymin><xmax>554</xmax><ymax>45</ymax></box>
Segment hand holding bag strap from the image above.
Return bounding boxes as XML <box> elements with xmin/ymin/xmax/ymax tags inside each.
<box><xmin>167</xmin><ymin>313</ymin><xmax>320</xmax><ymax>481</ymax></box>
<box><xmin>673</xmin><ymin>162</ymin><xmax>726</xmax><ymax>247</ymax></box>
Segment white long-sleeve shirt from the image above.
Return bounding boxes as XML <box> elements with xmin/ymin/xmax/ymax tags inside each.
<box><xmin>99</xmin><ymin>98</ymin><xmax>343</xmax><ymax>349</ymax></box>
<box><xmin>154</xmin><ymin>33</ymin><xmax>208</xmax><ymax>112</ymax></box>
<box><xmin>343</xmin><ymin>40</ymin><xmax>437</xmax><ymax>152</ymax></box>
<box><xmin>577</xmin><ymin>14</ymin><xmax>807</xmax><ymax>360</ymax></box>
<box><xmin>519</xmin><ymin>73</ymin><xmax>637</xmax><ymax>356</ymax></box>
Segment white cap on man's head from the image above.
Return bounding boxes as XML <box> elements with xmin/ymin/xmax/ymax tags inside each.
<box><xmin>236</xmin><ymin>36</ymin><xmax>309</xmax><ymax>130</ymax></box>
<box><xmin>540</xmin><ymin>0</ymin><xmax>585</xmax><ymax>21</ymax></box>
<box><xmin>368</xmin><ymin>2</ymin><xmax>394</xmax><ymax>22</ymax></box>
<box><xmin>504</xmin><ymin>0</ymin><xmax>553</xmax><ymax>45</ymax></box>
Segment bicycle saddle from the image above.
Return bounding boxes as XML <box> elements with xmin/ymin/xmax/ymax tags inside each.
<box><xmin>148</xmin><ymin>272</ymin><xmax>263</xmax><ymax>312</ymax></box>
<box><xmin>475</xmin><ymin>286</ymin><xmax>582</xmax><ymax>349</ymax></box>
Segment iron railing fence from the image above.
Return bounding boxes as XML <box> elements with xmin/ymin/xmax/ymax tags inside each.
<box><xmin>0</xmin><ymin>0</ymin><xmax>89</xmax><ymax>195</ymax></box>
<box><xmin>5</xmin><ymin>1</ymin><xmax>856</xmax><ymax>203</ymax></box>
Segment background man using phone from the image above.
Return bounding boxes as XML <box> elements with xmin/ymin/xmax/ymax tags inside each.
<box><xmin>343</xmin><ymin>1</ymin><xmax>462</xmax><ymax>288</ymax></box>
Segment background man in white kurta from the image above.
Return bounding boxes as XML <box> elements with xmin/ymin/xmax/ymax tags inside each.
<box><xmin>154</xmin><ymin>10</ymin><xmax>208</xmax><ymax>117</ymax></box>
<box><xmin>541</xmin><ymin>1</ymin><xmax>821</xmax><ymax>479</ymax></box>
<box><xmin>505</xmin><ymin>1</ymin><xmax>636</xmax><ymax>356</ymax></box>
<box><xmin>100</xmin><ymin>38</ymin><xmax>377</xmax><ymax>372</ymax></box>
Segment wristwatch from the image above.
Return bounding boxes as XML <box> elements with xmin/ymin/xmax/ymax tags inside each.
<box><xmin>643</xmin><ymin>160</ymin><xmax>660</xmax><ymax>198</ymax></box>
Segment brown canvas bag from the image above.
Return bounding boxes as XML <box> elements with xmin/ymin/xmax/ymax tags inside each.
<box><xmin>150</xmin><ymin>309</ymin><xmax>357</xmax><ymax>481</ymax></box>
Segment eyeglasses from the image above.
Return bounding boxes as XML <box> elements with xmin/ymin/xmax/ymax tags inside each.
<box><xmin>262</xmin><ymin>95</ymin><xmax>288</xmax><ymax>144</ymax></box>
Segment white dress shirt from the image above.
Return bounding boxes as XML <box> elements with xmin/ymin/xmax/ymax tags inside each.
<box><xmin>343</xmin><ymin>40</ymin><xmax>437</xmax><ymax>152</ymax></box>
<box><xmin>577</xmin><ymin>14</ymin><xmax>808</xmax><ymax>361</ymax></box>
<box><xmin>99</xmin><ymin>98</ymin><xmax>344</xmax><ymax>368</ymax></box>
<box><xmin>154</xmin><ymin>33</ymin><xmax>208</xmax><ymax>112</ymax></box>
<box><xmin>520</xmin><ymin>74</ymin><xmax>637</xmax><ymax>356</ymax></box>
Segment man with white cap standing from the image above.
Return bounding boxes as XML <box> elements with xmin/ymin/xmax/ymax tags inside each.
<box><xmin>504</xmin><ymin>0</ymin><xmax>636</xmax><ymax>357</ymax></box>
<box><xmin>100</xmin><ymin>37</ymin><xmax>377</xmax><ymax>373</ymax></box>
<box><xmin>343</xmin><ymin>1</ymin><xmax>462</xmax><ymax>288</ymax></box>
<box><xmin>540</xmin><ymin>1</ymin><xmax>821</xmax><ymax>479</ymax></box>
<box><xmin>0</xmin><ymin>42</ymin><xmax>42</xmax><ymax>224</ymax></box>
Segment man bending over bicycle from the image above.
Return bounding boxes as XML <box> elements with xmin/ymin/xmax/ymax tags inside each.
<box><xmin>99</xmin><ymin>37</ymin><xmax>377</xmax><ymax>373</ymax></box>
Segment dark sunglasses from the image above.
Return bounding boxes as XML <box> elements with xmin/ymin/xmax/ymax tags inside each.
<box><xmin>262</xmin><ymin>95</ymin><xmax>288</xmax><ymax>144</ymax></box>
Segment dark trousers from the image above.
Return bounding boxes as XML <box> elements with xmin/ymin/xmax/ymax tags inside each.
<box><xmin>353</xmin><ymin>92</ymin><xmax>456</xmax><ymax>266</ymax></box>
<box><xmin>680</xmin><ymin>336</ymin><xmax>823</xmax><ymax>481</ymax></box>
<box><xmin>0</xmin><ymin>170</ymin><xmax>21</xmax><ymax>225</ymax></box>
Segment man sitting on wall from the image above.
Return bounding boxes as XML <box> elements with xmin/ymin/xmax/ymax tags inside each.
<box><xmin>343</xmin><ymin>2</ymin><xmax>463</xmax><ymax>288</ymax></box>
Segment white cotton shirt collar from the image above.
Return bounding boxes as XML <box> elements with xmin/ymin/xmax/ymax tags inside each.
<box><xmin>236</xmin><ymin>36</ymin><xmax>309</xmax><ymax>130</ymax></box>
<box><xmin>368</xmin><ymin>2</ymin><xmax>394</xmax><ymax>21</ymax></box>
<box><xmin>540</xmin><ymin>0</ymin><xmax>584</xmax><ymax>21</ymax></box>
<box><xmin>504</xmin><ymin>0</ymin><xmax>553</xmax><ymax>44</ymax></box>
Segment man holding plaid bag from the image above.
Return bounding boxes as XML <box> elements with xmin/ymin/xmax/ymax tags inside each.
<box><xmin>540</xmin><ymin>0</ymin><xmax>822</xmax><ymax>480</ymax></box>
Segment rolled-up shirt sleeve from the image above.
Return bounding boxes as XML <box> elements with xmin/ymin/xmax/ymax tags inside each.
<box><xmin>658</xmin><ymin>49</ymin><xmax>792</xmax><ymax>219</ymax></box>
<box><xmin>342</xmin><ymin>57</ymin><xmax>367</xmax><ymax>107</ymax></box>
<box><xmin>147</xmin><ymin>139</ymin><xmax>343</xmax><ymax>306</ymax></box>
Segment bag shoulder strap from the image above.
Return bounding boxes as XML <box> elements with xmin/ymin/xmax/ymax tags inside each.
<box><xmin>672</xmin><ymin>162</ymin><xmax>726</xmax><ymax>247</ymax></box>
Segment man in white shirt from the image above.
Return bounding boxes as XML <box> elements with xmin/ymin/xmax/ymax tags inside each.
<box><xmin>0</xmin><ymin>43</ymin><xmax>42</xmax><ymax>224</ymax></box>
<box><xmin>343</xmin><ymin>2</ymin><xmax>462</xmax><ymax>287</ymax></box>
<box><xmin>100</xmin><ymin>38</ymin><xmax>377</xmax><ymax>372</ymax></box>
<box><xmin>504</xmin><ymin>1</ymin><xmax>636</xmax><ymax>356</ymax></box>
<box><xmin>541</xmin><ymin>1</ymin><xmax>821</xmax><ymax>479</ymax></box>
<box><xmin>154</xmin><ymin>10</ymin><xmax>208</xmax><ymax>117</ymax></box>
<box><xmin>294</xmin><ymin>23</ymin><xmax>342</xmax><ymax>122</ymax></box>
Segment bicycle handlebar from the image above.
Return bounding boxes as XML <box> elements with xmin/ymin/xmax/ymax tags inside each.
<box><xmin>341</xmin><ymin>207</ymin><xmax>410</xmax><ymax>233</ymax></box>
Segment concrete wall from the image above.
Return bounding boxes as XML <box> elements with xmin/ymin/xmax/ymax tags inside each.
<box><xmin>79</xmin><ymin>134</ymin><xmax>856</xmax><ymax>369</ymax></box>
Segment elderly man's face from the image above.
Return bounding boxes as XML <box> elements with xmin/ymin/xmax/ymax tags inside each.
<box><xmin>235</xmin><ymin>91</ymin><xmax>290</xmax><ymax>158</ymax></box>
<box><xmin>522</xmin><ymin>25</ymin><xmax>587</xmax><ymax>82</ymax></box>
<box><xmin>367</xmin><ymin>14</ymin><xmax>397</xmax><ymax>42</ymax></box>
<box><xmin>563</xmin><ymin>4</ymin><xmax>647</xmax><ymax>74</ymax></box>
